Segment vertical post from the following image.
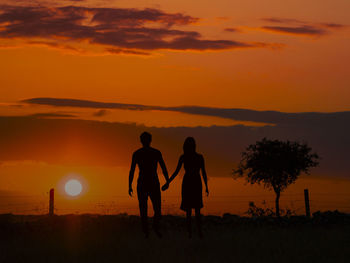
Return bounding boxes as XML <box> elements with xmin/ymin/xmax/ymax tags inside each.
<box><xmin>304</xmin><ymin>189</ymin><xmax>310</xmax><ymax>218</ymax></box>
<box><xmin>49</xmin><ymin>188</ymin><xmax>54</xmax><ymax>216</ymax></box>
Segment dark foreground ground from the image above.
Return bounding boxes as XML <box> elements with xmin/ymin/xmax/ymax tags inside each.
<box><xmin>0</xmin><ymin>211</ymin><xmax>349</xmax><ymax>263</ymax></box>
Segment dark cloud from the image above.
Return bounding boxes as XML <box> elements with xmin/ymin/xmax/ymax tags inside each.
<box><xmin>26</xmin><ymin>41</ymin><xmax>80</xmax><ymax>52</ymax></box>
<box><xmin>166</xmin><ymin>106</ymin><xmax>350</xmax><ymax>128</ymax></box>
<box><xmin>22</xmin><ymin>97</ymin><xmax>350</xmax><ymax>126</ymax></box>
<box><xmin>93</xmin><ymin>109</ymin><xmax>110</xmax><ymax>117</ymax></box>
<box><xmin>262</xmin><ymin>25</ymin><xmax>327</xmax><ymax>36</ymax></box>
<box><xmin>224</xmin><ymin>28</ymin><xmax>241</xmax><ymax>33</ymax></box>
<box><xmin>0</xmin><ymin>5</ymin><xmax>272</xmax><ymax>53</ymax></box>
<box><xmin>28</xmin><ymin>112</ymin><xmax>77</xmax><ymax>118</ymax></box>
<box><xmin>89</xmin><ymin>7</ymin><xmax>197</xmax><ymax>26</ymax></box>
<box><xmin>261</xmin><ymin>17</ymin><xmax>346</xmax><ymax>37</ymax></box>
<box><xmin>261</xmin><ymin>17</ymin><xmax>306</xmax><ymax>24</ymax></box>
<box><xmin>106</xmin><ymin>48</ymin><xmax>151</xmax><ymax>56</ymax></box>
<box><xmin>22</xmin><ymin>97</ymin><xmax>155</xmax><ymax>110</ymax></box>
<box><xmin>322</xmin><ymin>23</ymin><xmax>346</xmax><ymax>29</ymax></box>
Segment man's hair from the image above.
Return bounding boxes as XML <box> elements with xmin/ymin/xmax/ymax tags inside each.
<box><xmin>140</xmin><ymin>132</ymin><xmax>152</xmax><ymax>146</ymax></box>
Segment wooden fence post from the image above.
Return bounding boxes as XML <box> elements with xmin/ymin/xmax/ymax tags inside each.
<box><xmin>49</xmin><ymin>188</ymin><xmax>54</xmax><ymax>216</ymax></box>
<box><xmin>304</xmin><ymin>189</ymin><xmax>310</xmax><ymax>218</ymax></box>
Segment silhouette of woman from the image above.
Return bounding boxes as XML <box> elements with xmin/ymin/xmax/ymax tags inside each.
<box><xmin>162</xmin><ymin>137</ymin><xmax>209</xmax><ymax>238</ymax></box>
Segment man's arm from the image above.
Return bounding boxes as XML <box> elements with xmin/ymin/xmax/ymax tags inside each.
<box><xmin>128</xmin><ymin>153</ymin><xmax>137</xmax><ymax>196</ymax></box>
<box><xmin>158</xmin><ymin>152</ymin><xmax>169</xmax><ymax>183</ymax></box>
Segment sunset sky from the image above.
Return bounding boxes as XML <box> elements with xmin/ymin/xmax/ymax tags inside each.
<box><xmin>0</xmin><ymin>0</ymin><xmax>349</xmax><ymax>215</ymax></box>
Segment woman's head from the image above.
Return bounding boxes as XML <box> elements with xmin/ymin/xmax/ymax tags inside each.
<box><xmin>183</xmin><ymin>137</ymin><xmax>196</xmax><ymax>154</ymax></box>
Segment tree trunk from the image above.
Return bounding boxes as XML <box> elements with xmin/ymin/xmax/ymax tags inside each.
<box><xmin>275</xmin><ymin>191</ymin><xmax>280</xmax><ymax>217</ymax></box>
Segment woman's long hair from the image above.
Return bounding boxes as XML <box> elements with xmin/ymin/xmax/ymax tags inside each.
<box><xmin>183</xmin><ymin>137</ymin><xmax>196</xmax><ymax>155</ymax></box>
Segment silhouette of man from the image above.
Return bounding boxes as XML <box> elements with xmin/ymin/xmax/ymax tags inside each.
<box><xmin>129</xmin><ymin>132</ymin><xmax>169</xmax><ymax>238</ymax></box>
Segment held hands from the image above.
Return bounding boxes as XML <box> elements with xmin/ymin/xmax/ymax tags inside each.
<box><xmin>128</xmin><ymin>187</ymin><xmax>133</xmax><ymax>197</ymax></box>
<box><xmin>161</xmin><ymin>182</ymin><xmax>170</xmax><ymax>191</ymax></box>
<box><xmin>205</xmin><ymin>187</ymin><xmax>209</xmax><ymax>197</ymax></box>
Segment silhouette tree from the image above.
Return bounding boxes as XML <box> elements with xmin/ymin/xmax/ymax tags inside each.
<box><xmin>233</xmin><ymin>138</ymin><xmax>319</xmax><ymax>217</ymax></box>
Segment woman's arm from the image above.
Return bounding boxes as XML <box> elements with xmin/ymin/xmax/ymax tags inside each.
<box><xmin>169</xmin><ymin>155</ymin><xmax>184</xmax><ymax>183</ymax></box>
<box><xmin>162</xmin><ymin>155</ymin><xmax>183</xmax><ymax>191</ymax></box>
<box><xmin>201</xmin><ymin>155</ymin><xmax>209</xmax><ymax>196</ymax></box>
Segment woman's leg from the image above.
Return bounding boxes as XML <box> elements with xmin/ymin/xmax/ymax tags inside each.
<box><xmin>186</xmin><ymin>209</ymin><xmax>192</xmax><ymax>238</ymax></box>
<box><xmin>195</xmin><ymin>208</ymin><xmax>203</xmax><ymax>238</ymax></box>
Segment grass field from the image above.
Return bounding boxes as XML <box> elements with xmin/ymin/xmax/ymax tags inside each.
<box><xmin>0</xmin><ymin>212</ymin><xmax>349</xmax><ymax>263</ymax></box>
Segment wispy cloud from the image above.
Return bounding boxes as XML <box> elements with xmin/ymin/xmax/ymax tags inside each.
<box><xmin>322</xmin><ymin>23</ymin><xmax>346</xmax><ymax>29</ymax></box>
<box><xmin>106</xmin><ymin>48</ymin><xmax>151</xmax><ymax>56</ymax></box>
<box><xmin>223</xmin><ymin>27</ymin><xmax>241</xmax><ymax>33</ymax></box>
<box><xmin>22</xmin><ymin>97</ymin><xmax>350</xmax><ymax>125</ymax></box>
<box><xmin>260</xmin><ymin>17</ymin><xmax>346</xmax><ymax>37</ymax></box>
<box><xmin>26</xmin><ymin>41</ymin><xmax>81</xmax><ymax>52</ymax></box>
<box><xmin>262</xmin><ymin>25</ymin><xmax>327</xmax><ymax>36</ymax></box>
<box><xmin>22</xmin><ymin>98</ymin><xmax>155</xmax><ymax>110</ymax></box>
<box><xmin>261</xmin><ymin>17</ymin><xmax>306</xmax><ymax>24</ymax></box>
<box><xmin>28</xmin><ymin>112</ymin><xmax>77</xmax><ymax>118</ymax></box>
<box><xmin>93</xmin><ymin>109</ymin><xmax>110</xmax><ymax>117</ymax></box>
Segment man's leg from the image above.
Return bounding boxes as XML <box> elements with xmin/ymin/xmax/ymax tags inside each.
<box><xmin>149</xmin><ymin>183</ymin><xmax>162</xmax><ymax>237</ymax></box>
<box><xmin>137</xmin><ymin>183</ymin><xmax>149</xmax><ymax>237</ymax></box>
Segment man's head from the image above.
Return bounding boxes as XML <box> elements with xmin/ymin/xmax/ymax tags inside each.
<box><xmin>140</xmin><ymin>132</ymin><xmax>152</xmax><ymax>147</ymax></box>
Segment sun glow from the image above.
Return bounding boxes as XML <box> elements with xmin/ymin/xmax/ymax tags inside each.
<box><xmin>65</xmin><ymin>179</ymin><xmax>83</xmax><ymax>197</ymax></box>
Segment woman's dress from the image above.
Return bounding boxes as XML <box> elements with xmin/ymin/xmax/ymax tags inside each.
<box><xmin>180</xmin><ymin>153</ymin><xmax>204</xmax><ymax>211</ymax></box>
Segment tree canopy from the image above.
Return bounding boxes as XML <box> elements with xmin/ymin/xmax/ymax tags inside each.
<box><xmin>234</xmin><ymin>138</ymin><xmax>319</xmax><ymax>216</ymax></box>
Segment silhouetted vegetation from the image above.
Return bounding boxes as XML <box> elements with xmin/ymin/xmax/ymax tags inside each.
<box><xmin>234</xmin><ymin>138</ymin><xmax>319</xmax><ymax>216</ymax></box>
<box><xmin>0</xmin><ymin>213</ymin><xmax>349</xmax><ymax>263</ymax></box>
<box><xmin>246</xmin><ymin>201</ymin><xmax>295</xmax><ymax>217</ymax></box>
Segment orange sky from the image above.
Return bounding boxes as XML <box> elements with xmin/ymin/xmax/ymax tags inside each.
<box><xmin>0</xmin><ymin>0</ymin><xmax>349</xmax><ymax>111</ymax></box>
<box><xmin>0</xmin><ymin>0</ymin><xmax>350</xmax><ymax>215</ymax></box>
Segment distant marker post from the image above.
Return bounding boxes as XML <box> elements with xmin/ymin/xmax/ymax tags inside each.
<box><xmin>304</xmin><ymin>189</ymin><xmax>310</xmax><ymax>218</ymax></box>
<box><xmin>49</xmin><ymin>188</ymin><xmax>54</xmax><ymax>216</ymax></box>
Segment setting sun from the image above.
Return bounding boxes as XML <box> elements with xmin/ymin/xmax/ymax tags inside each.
<box><xmin>65</xmin><ymin>179</ymin><xmax>83</xmax><ymax>197</ymax></box>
